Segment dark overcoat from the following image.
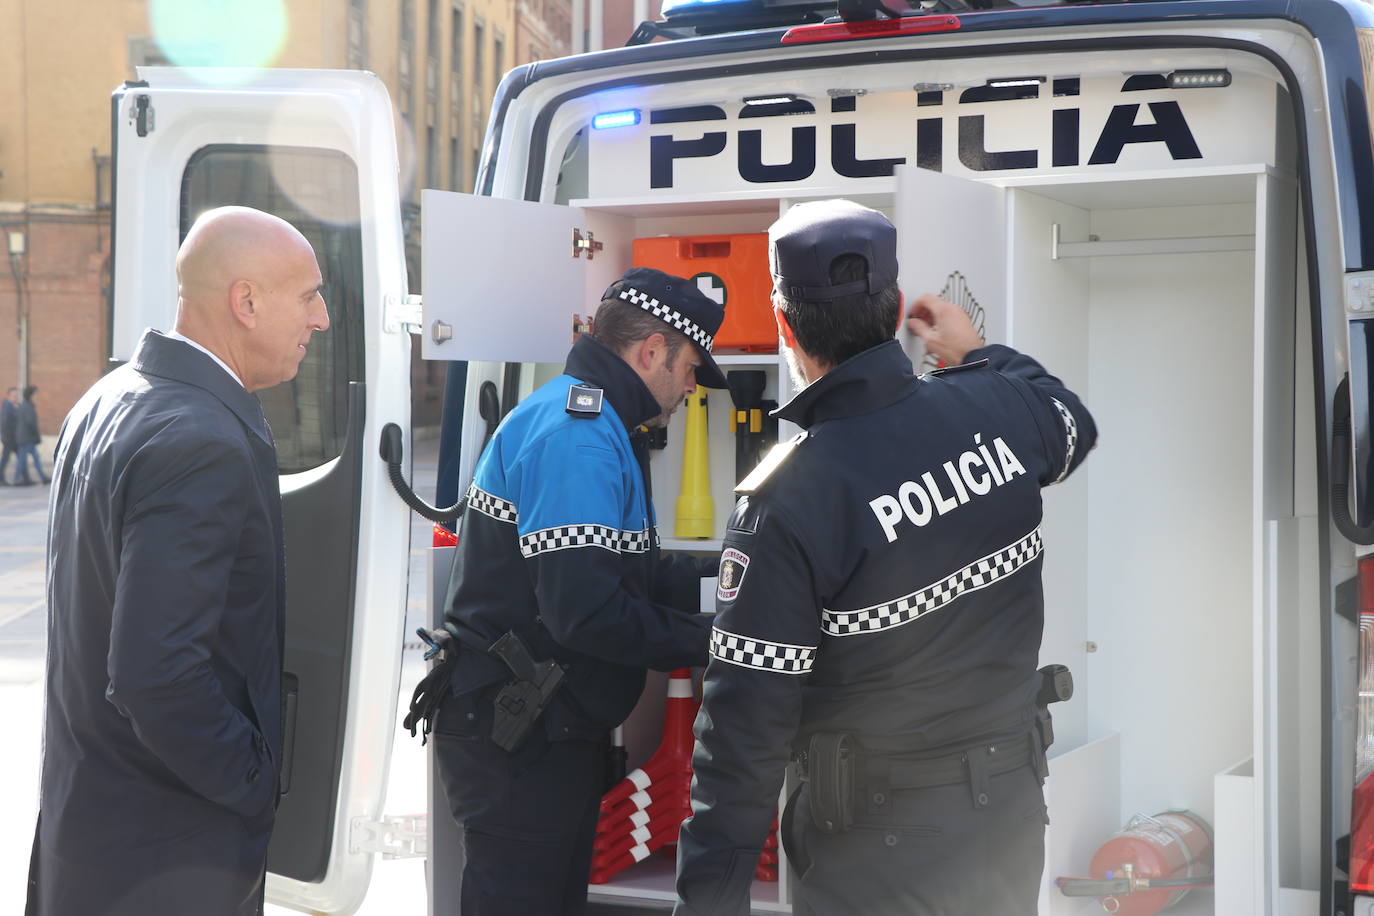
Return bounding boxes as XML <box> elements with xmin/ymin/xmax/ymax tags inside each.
<box><xmin>28</xmin><ymin>330</ymin><xmax>285</xmax><ymax>916</ymax></box>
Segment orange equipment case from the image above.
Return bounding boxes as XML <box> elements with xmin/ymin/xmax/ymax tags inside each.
<box><xmin>632</xmin><ymin>233</ymin><xmax>777</xmax><ymax>353</ymax></box>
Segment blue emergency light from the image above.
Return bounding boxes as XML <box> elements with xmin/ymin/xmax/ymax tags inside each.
<box><xmin>593</xmin><ymin>109</ymin><xmax>641</xmax><ymax>130</ymax></box>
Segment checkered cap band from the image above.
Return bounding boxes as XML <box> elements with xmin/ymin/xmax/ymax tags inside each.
<box><xmin>822</xmin><ymin>528</ymin><xmax>1043</xmax><ymax>637</ymax></box>
<box><xmin>467</xmin><ymin>485</ymin><xmax>518</xmax><ymax>524</ymax></box>
<box><xmin>710</xmin><ymin>627</ymin><xmax>816</xmax><ymax>675</ymax></box>
<box><xmin>618</xmin><ymin>286</ymin><xmax>714</xmax><ymax>352</ymax></box>
<box><xmin>1051</xmin><ymin>398</ymin><xmax>1078</xmax><ymax>484</ymax></box>
<box><xmin>520</xmin><ymin>523</ymin><xmax>624</xmax><ymax>557</ymax></box>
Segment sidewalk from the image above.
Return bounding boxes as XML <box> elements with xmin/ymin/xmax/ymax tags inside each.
<box><xmin>0</xmin><ymin>436</ymin><xmax>436</xmax><ymax>915</ymax></box>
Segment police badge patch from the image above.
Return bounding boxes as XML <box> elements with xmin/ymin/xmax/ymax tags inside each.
<box><xmin>717</xmin><ymin>547</ymin><xmax>750</xmax><ymax>602</ymax></box>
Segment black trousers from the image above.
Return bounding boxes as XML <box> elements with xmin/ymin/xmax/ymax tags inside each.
<box><xmin>433</xmin><ymin>689</ymin><xmax>605</xmax><ymax>916</ymax></box>
<box><xmin>785</xmin><ymin>763</ymin><xmax>1046</xmax><ymax>916</ymax></box>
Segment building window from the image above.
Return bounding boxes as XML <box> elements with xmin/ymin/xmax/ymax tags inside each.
<box><xmin>399</xmin><ymin>0</ymin><xmax>415</xmax><ymax>114</ymax></box>
<box><xmin>427</xmin><ymin>0</ymin><xmax>441</xmax><ymax>58</ymax></box>
<box><xmin>93</xmin><ymin>149</ymin><xmax>112</xmax><ymax>210</ymax></box>
<box><xmin>450</xmin><ymin>6</ymin><xmax>463</xmax><ymax>124</ymax></box>
<box><xmin>427</xmin><ymin>126</ymin><xmax>439</xmax><ymax>190</ymax></box>
<box><xmin>493</xmin><ymin>35</ymin><xmax>503</xmax><ymax>91</ymax></box>
<box><xmin>450</xmin><ymin>138</ymin><xmax>461</xmax><ymax>191</ymax></box>
<box><xmin>473</xmin><ymin>21</ymin><xmax>484</xmax><ymax>90</ymax></box>
<box><xmin>347</xmin><ymin>0</ymin><xmax>367</xmax><ymax>69</ymax></box>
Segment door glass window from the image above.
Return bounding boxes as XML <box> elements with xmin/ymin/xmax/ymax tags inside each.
<box><xmin>180</xmin><ymin>145</ymin><xmax>365</xmax><ymax>474</ymax></box>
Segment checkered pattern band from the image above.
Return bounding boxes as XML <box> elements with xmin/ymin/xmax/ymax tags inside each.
<box><xmin>1051</xmin><ymin>398</ymin><xmax>1078</xmax><ymax>484</ymax></box>
<box><xmin>520</xmin><ymin>524</ymin><xmax>623</xmax><ymax>557</ymax></box>
<box><xmin>620</xmin><ymin>528</ymin><xmax>652</xmax><ymax>554</ymax></box>
<box><xmin>467</xmin><ymin>485</ymin><xmax>518</xmax><ymax>524</ymax></box>
<box><xmin>822</xmin><ymin>528</ymin><xmax>1043</xmax><ymax>637</ymax></box>
<box><xmin>710</xmin><ymin>627</ymin><xmax>816</xmax><ymax>675</ymax></box>
<box><xmin>618</xmin><ymin>286</ymin><xmax>714</xmax><ymax>352</ymax></box>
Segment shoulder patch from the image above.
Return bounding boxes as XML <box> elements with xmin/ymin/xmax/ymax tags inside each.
<box><xmin>565</xmin><ymin>384</ymin><xmax>604</xmax><ymax>418</ymax></box>
<box><xmin>735</xmin><ymin>433</ymin><xmax>807</xmax><ymax>495</ymax></box>
<box><xmin>925</xmin><ymin>357</ymin><xmax>991</xmax><ymax>378</ymax></box>
<box><xmin>716</xmin><ymin>547</ymin><xmax>750</xmax><ymax>602</ymax></box>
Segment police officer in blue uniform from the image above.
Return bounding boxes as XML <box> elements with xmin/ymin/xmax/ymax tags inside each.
<box><xmin>419</xmin><ymin>267</ymin><xmax>728</xmax><ymax>915</ymax></box>
<box><xmin>674</xmin><ymin>200</ymin><xmax>1097</xmax><ymax>915</ymax></box>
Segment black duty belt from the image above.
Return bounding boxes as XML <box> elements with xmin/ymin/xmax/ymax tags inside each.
<box><xmin>879</xmin><ymin>732</ymin><xmax>1037</xmax><ymax>790</ymax></box>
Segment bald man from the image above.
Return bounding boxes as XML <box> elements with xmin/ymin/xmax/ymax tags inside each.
<box><xmin>26</xmin><ymin>207</ymin><xmax>329</xmax><ymax>916</ymax></box>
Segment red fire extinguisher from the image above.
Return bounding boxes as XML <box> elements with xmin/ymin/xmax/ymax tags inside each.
<box><xmin>1056</xmin><ymin>810</ymin><xmax>1214</xmax><ymax>916</ymax></box>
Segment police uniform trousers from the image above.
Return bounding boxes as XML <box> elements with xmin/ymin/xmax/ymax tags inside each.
<box><xmin>785</xmin><ymin>762</ymin><xmax>1046</xmax><ymax>916</ymax></box>
<box><xmin>433</xmin><ymin>685</ymin><xmax>605</xmax><ymax>916</ymax></box>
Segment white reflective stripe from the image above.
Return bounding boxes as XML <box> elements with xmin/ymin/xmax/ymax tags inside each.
<box><xmin>630</xmin><ymin>844</ymin><xmax>650</xmax><ymax>863</ymax></box>
<box><xmin>621</xmin><ymin>527</ymin><xmax>652</xmax><ymax>553</ymax></box>
<box><xmin>823</xmin><ymin>527</ymin><xmax>1042</xmax><ymax>637</ymax></box>
<box><xmin>667</xmin><ymin>678</ymin><xmax>694</xmax><ymax>698</ymax></box>
<box><xmin>710</xmin><ymin>627</ymin><xmax>816</xmax><ymax>675</ymax></box>
<box><xmin>519</xmin><ymin>523</ymin><xmax>623</xmax><ymax>557</ymax></box>
<box><xmin>629</xmin><ymin>769</ymin><xmax>652</xmax><ymax>791</ymax></box>
<box><xmin>467</xmin><ymin>484</ymin><xmax>518</xmax><ymax>523</ymax></box>
<box><xmin>632</xmin><ymin>826</ymin><xmax>652</xmax><ymax>844</ymax></box>
<box><xmin>630</xmin><ymin>809</ymin><xmax>651</xmax><ymax>828</ymax></box>
<box><xmin>1050</xmin><ymin>397</ymin><xmax>1078</xmax><ymax>484</ymax></box>
<box><xmin>630</xmin><ymin>790</ymin><xmax>652</xmax><ymax>809</ymax></box>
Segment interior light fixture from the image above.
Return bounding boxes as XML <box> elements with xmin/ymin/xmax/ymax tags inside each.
<box><xmin>743</xmin><ymin>94</ymin><xmax>803</xmax><ymax>106</ymax></box>
<box><xmin>1168</xmin><ymin>69</ymin><xmax>1232</xmax><ymax>89</ymax></box>
<box><xmin>987</xmin><ymin>76</ymin><xmax>1046</xmax><ymax>89</ymax></box>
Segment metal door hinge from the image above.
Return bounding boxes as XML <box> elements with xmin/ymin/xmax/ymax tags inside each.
<box><xmin>384</xmin><ymin>293</ymin><xmax>423</xmax><ymax>335</ymax></box>
<box><xmin>573</xmin><ymin>228</ymin><xmax>603</xmax><ymax>260</ymax></box>
<box><xmin>350</xmin><ymin>814</ymin><xmax>428</xmax><ymax>859</ymax></box>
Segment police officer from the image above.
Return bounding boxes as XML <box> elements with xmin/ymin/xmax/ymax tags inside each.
<box><xmin>674</xmin><ymin>200</ymin><xmax>1097</xmax><ymax>915</ymax></box>
<box><xmin>419</xmin><ymin>267</ymin><xmax>727</xmax><ymax>915</ymax></box>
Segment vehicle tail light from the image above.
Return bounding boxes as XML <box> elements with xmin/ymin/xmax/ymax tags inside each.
<box><xmin>780</xmin><ymin>14</ymin><xmax>960</xmax><ymax>45</ymax></box>
<box><xmin>433</xmin><ymin>524</ymin><xmax>459</xmax><ymax>548</ymax></box>
<box><xmin>1350</xmin><ymin>555</ymin><xmax>1374</xmax><ymax>892</ymax></box>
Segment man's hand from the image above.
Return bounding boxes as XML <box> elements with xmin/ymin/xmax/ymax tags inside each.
<box><xmin>906</xmin><ymin>293</ymin><xmax>985</xmax><ymax>366</ymax></box>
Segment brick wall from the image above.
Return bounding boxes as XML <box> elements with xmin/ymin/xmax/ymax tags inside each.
<box><xmin>0</xmin><ymin>214</ymin><xmax>110</xmax><ymax>441</ymax></box>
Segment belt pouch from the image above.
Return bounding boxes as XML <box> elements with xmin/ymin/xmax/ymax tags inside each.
<box><xmin>807</xmin><ymin>732</ymin><xmax>854</xmax><ymax>834</ymax></box>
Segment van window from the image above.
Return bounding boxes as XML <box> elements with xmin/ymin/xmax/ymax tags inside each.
<box><xmin>180</xmin><ymin>145</ymin><xmax>366</xmax><ymax>474</ymax></box>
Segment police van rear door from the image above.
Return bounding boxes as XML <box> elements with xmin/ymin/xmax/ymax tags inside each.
<box><xmin>109</xmin><ymin>67</ymin><xmax>412</xmax><ymax>914</ymax></box>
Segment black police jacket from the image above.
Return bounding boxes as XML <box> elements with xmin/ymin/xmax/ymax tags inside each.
<box><xmin>443</xmin><ymin>335</ymin><xmax>711</xmax><ymax>742</ymax></box>
<box><xmin>675</xmin><ymin>339</ymin><xmax>1096</xmax><ymax>915</ymax></box>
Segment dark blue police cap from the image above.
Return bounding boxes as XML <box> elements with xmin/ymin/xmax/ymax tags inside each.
<box><xmin>769</xmin><ymin>199</ymin><xmax>899</xmax><ymax>301</ymax></box>
<box><xmin>602</xmin><ymin>266</ymin><xmax>728</xmax><ymax>389</ymax></box>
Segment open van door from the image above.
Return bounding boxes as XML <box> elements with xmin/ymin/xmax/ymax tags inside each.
<box><xmin>110</xmin><ymin>68</ymin><xmax>413</xmax><ymax>914</ymax></box>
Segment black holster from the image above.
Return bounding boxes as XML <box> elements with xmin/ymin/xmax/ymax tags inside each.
<box><xmin>804</xmin><ymin>732</ymin><xmax>854</xmax><ymax>834</ymax></box>
<box><xmin>487</xmin><ymin>631</ymin><xmax>565</xmax><ymax>752</ymax></box>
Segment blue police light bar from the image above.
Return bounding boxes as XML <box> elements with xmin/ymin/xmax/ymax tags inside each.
<box><xmin>662</xmin><ymin>0</ymin><xmax>756</xmax><ymax>16</ymax></box>
<box><xmin>593</xmin><ymin>109</ymin><xmax>641</xmax><ymax>130</ymax></box>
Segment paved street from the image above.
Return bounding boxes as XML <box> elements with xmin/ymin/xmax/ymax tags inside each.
<box><xmin>0</xmin><ymin>435</ymin><xmax>436</xmax><ymax>914</ymax></box>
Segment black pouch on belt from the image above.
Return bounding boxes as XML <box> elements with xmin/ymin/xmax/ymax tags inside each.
<box><xmin>807</xmin><ymin>732</ymin><xmax>854</xmax><ymax>834</ymax></box>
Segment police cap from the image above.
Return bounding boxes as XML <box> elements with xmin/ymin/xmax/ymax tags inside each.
<box><xmin>603</xmin><ymin>266</ymin><xmax>728</xmax><ymax>389</ymax></box>
<box><xmin>769</xmin><ymin>199</ymin><xmax>899</xmax><ymax>301</ymax></box>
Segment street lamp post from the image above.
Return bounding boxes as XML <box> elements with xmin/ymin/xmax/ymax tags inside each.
<box><xmin>7</xmin><ymin>230</ymin><xmax>26</xmax><ymax>392</ymax></box>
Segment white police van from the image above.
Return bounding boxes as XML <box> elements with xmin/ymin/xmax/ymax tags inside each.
<box><xmin>109</xmin><ymin>0</ymin><xmax>1374</xmax><ymax>912</ymax></box>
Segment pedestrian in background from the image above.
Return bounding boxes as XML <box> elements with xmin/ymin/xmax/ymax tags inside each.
<box><xmin>0</xmin><ymin>386</ymin><xmax>18</xmax><ymax>485</ymax></box>
<box><xmin>27</xmin><ymin>205</ymin><xmax>330</xmax><ymax>916</ymax></box>
<box><xmin>14</xmin><ymin>386</ymin><xmax>49</xmax><ymax>485</ymax></box>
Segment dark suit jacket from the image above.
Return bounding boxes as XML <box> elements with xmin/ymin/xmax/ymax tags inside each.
<box><xmin>30</xmin><ymin>330</ymin><xmax>286</xmax><ymax>916</ymax></box>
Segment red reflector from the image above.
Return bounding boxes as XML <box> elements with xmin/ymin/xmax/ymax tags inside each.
<box><xmin>781</xmin><ymin>14</ymin><xmax>960</xmax><ymax>44</ymax></box>
<box><xmin>1361</xmin><ymin>555</ymin><xmax>1374</xmax><ymax>612</ymax></box>
<box><xmin>1354</xmin><ymin>771</ymin><xmax>1374</xmax><ymax>893</ymax></box>
<box><xmin>433</xmin><ymin>524</ymin><xmax>459</xmax><ymax>548</ymax></box>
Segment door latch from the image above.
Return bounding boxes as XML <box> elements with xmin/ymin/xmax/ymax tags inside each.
<box><xmin>132</xmin><ymin>95</ymin><xmax>154</xmax><ymax>137</ymax></box>
<box><xmin>573</xmin><ymin>228</ymin><xmax>603</xmax><ymax>260</ymax></box>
